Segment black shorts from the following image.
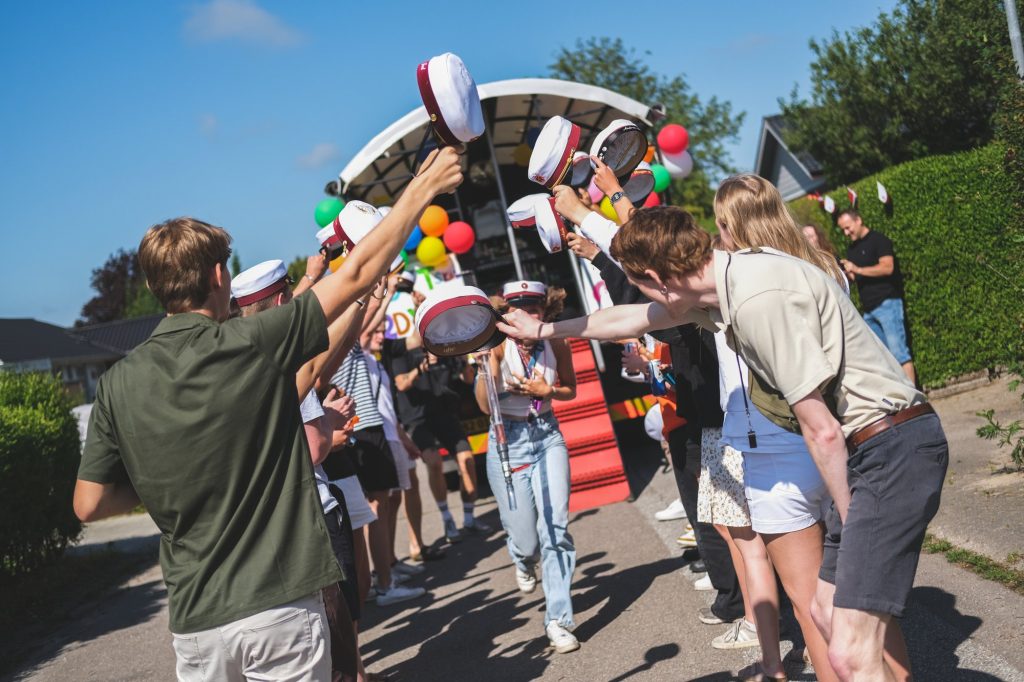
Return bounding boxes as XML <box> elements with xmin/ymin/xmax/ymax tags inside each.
<box><xmin>350</xmin><ymin>426</ymin><xmax>398</xmax><ymax>493</ymax></box>
<box><xmin>819</xmin><ymin>412</ymin><xmax>948</xmax><ymax>617</ymax></box>
<box><xmin>411</xmin><ymin>416</ymin><xmax>470</xmax><ymax>456</ymax></box>
<box><xmin>325</xmin><ymin>493</ymin><xmax>360</xmax><ymax>622</ymax></box>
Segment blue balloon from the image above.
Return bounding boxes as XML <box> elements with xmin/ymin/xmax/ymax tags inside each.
<box><xmin>526</xmin><ymin>127</ymin><xmax>541</xmax><ymax>149</ymax></box>
<box><xmin>404</xmin><ymin>226</ymin><xmax>424</xmax><ymax>251</ymax></box>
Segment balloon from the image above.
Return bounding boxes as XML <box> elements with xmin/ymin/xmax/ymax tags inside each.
<box><xmin>587</xmin><ymin>177</ymin><xmax>604</xmax><ymax>204</ymax></box>
<box><xmin>526</xmin><ymin>127</ymin><xmax>542</xmax><ymax>148</ymax></box>
<box><xmin>416</xmin><ymin>236</ymin><xmax>447</xmax><ymax>267</ymax></box>
<box><xmin>643</xmin><ymin>145</ymin><xmax>656</xmax><ymax>163</ymax></box>
<box><xmin>329</xmin><ymin>254</ymin><xmax>345</xmax><ymax>273</ymax></box>
<box><xmin>443</xmin><ymin>221</ymin><xmax>476</xmax><ymax>254</ymax></box>
<box><xmin>651</xmin><ymin>164</ymin><xmax>671</xmax><ymax>193</ymax></box>
<box><xmin>657</xmin><ymin>124</ymin><xmax>689</xmax><ymax>155</ymax></box>
<box><xmin>663</xmin><ymin>150</ymin><xmax>693</xmax><ymax>179</ymax></box>
<box><xmin>513</xmin><ymin>143</ymin><xmax>532</xmax><ymax>167</ymax></box>
<box><xmin>599</xmin><ymin>196</ymin><xmax>618</xmax><ymax>221</ymax></box>
<box><xmin>643</xmin><ymin>192</ymin><xmax>661</xmax><ymax>208</ymax></box>
<box><xmin>314</xmin><ymin>198</ymin><xmax>345</xmax><ymax>227</ymax></box>
<box><xmin>419</xmin><ymin>205</ymin><xmax>449</xmax><ymax>237</ymax></box>
<box><xmin>404</xmin><ymin>226</ymin><xmax>424</xmax><ymax>251</ymax></box>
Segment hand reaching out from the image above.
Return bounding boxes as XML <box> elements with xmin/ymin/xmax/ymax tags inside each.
<box><xmin>496</xmin><ymin>308</ymin><xmax>544</xmax><ymax>341</ymax></box>
<box><xmin>566</xmin><ymin>231</ymin><xmax>600</xmax><ymax>261</ymax></box>
<box><xmin>591</xmin><ymin>156</ymin><xmax>623</xmax><ymax>198</ymax></box>
<box><xmin>322</xmin><ymin>387</ymin><xmax>355</xmax><ymax>431</ymax></box>
<box><xmin>552</xmin><ymin>185</ymin><xmax>591</xmax><ymax>226</ymax></box>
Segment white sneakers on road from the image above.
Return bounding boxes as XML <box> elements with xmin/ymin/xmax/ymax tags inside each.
<box><xmin>655</xmin><ymin>498</ymin><xmax>688</xmax><ymax>521</ymax></box>
<box><xmin>546</xmin><ymin>622</ymin><xmax>580</xmax><ymax>654</ymax></box>
<box><xmin>515</xmin><ymin>566</ymin><xmax>537</xmax><ymax>594</ymax></box>
<box><xmin>375</xmin><ymin>583</ymin><xmax>426</xmax><ymax>607</ymax></box>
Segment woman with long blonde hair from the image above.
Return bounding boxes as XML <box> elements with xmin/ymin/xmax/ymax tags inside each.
<box><xmin>698</xmin><ymin>174</ymin><xmax>840</xmax><ymax>681</ymax></box>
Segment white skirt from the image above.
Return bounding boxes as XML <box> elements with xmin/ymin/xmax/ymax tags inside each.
<box><xmin>332</xmin><ymin>475</ymin><xmax>377</xmax><ymax>530</ymax></box>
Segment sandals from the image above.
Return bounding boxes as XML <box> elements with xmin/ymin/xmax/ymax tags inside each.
<box><xmin>737</xmin><ymin>661</ymin><xmax>788</xmax><ymax>682</ymax></box>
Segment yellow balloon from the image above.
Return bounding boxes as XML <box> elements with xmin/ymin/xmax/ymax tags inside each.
<box><xmin>416</xmin><ymin>236</ymin><xmax>447</xmax><ymax>267</ymax></box>
<box><xmin>419</xmin><ymin>205</ymin><xmax>449</xmax><ymax>237</ymax></box>
<box><xmin>513</xmin><ymin>143</ymin><xmax>532</xmax><ymax>167</ymax></box>
<box><xmin>599</xmin><ymin>196</ymin><xmax>618</xmax><ymax>221</ymax></box>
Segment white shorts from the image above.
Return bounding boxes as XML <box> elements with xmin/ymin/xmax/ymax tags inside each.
<box><xmin>742</xmin><ymin>449</ymin><xmax>829</xmax><ymax>534</ymax></box>
<box><xmin>331</xmin><ymin>475</ymin><xmax>377</xmax><ymax>530</ymax></box>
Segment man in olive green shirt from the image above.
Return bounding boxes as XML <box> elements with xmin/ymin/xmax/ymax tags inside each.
<box><xmin>73</xmin><ymin>148</ymin><xmax>462</xmax><ymax>680</ymax></box>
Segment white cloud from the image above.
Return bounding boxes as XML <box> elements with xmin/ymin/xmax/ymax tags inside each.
<box><xmin>296</xmin><ymin>143</ymin><xmax>340</xmax><ymax>169</ymax></box>
<box><xmin>184</xmin><ymin>0</ymin><xmax>304</xmax><ymax>47</ymax></box>
<box><xmin>199</xmin><ymin>113</ymin><xmax>218</xmax><ymax>136</ymax></box>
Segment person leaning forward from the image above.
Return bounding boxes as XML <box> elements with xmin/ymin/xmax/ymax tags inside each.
<box><xmin>72</xmin><ymin>148</ymin><xmax>463</xmax><ymax>682</ymax></box>
<box><xmin>497</xmin><ymin>198</ymin><xmax>948</xmax><ymax>682</ymax></box>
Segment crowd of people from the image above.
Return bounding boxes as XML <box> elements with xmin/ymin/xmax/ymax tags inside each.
<box><xmin>71</xmin><ymin>132</ymin><xmax>944</xmax><ymax>681</ymax></box>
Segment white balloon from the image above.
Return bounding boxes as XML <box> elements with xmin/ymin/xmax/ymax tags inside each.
<box><xmin>662</xmin><ymin>149</ymin><xmax>693</xmax><ymax>179</ymax></box>
<box><xmin>643</xmin><ymin>403</ymin><xmax>664</xmax><ymax>442</ymax></box>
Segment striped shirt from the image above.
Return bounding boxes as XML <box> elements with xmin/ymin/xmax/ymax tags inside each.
<box><xmin>329</xmin><ymin>343</ymin><xmax>384</xmax><ymax>430</ymax></box>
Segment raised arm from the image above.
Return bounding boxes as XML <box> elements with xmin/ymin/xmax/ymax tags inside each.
<box><xmin>311</xmin><ymin>148</ymin><xmax>462</xmax><ymax>323</ymax></box>
<box><xmin>497</xmin><ymin>301</ymin><xmax>690</xmax><ymax>342</ymax></box>
<box><xmin>297</xmin><ymin>296</ymin><xmax>368</xmax><ymax>398</ymax></box>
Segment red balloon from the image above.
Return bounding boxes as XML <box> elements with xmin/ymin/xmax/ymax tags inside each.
<box><xmin>657</xmin><ymin>124</ymin><xmax>689</xmax><ymax>155</ymax></box>
<box><xmin>643</xmin><ymin>192</ymin><xmax>661</xmax><ymax>208</ymax></box>
<box><xmin>443</xmin><ymin>221</ymin><xmax>476</xmax><ymax>254</ymax></box>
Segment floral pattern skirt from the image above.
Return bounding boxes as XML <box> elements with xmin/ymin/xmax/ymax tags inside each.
<box><xmin>697</xmin><ymin>428</ymin><xmax>751</xmax><ymax>527</ymax></box>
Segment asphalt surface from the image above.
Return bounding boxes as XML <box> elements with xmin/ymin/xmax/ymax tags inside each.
<box><xmin>8</xmin><ymin>377</ymin><xmax>1024</xmax><ymax>681</ymax></box>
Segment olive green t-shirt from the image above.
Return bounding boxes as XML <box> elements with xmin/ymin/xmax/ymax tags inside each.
<box><xmin>698</xmin><ymin>248</ymin><xmax>924</xmax><ymax>439</ymax></box>
<box><xmin>78</xmin><ymin>291</ymin><xmax>342</xmax><ymax>634</ymax></box>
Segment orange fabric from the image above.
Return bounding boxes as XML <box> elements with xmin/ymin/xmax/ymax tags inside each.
<box><xmin>655</xmin><ymin>343</ymin><xmax>687</xmax><ymax>436</ymax></box>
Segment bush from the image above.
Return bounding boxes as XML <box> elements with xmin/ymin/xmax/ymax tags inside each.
<box><xmin>791</xmin><ymin>143</ymin><xmax>1024</xmax><ymax>388</ymax></box>
<box><xmin>0</xmin><ymin>373</ymin><xmax>82</xmax><ymax>579</ymax></box>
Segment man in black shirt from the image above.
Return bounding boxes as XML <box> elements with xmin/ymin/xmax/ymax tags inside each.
<box><xmin>838</xmin><ymin>209</ymin><xmax>916</xmax><ymax>384</ymax></box>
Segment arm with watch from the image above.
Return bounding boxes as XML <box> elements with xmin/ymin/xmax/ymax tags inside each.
<box><xmin>292</xmin><ymin>254</ymin><xmax>328</xmax><ymax>296</ymax></box>
<box><xmin>591</xmin><ymin>155</ymin><xmax>635</xmax><ymax>226</ymax></box>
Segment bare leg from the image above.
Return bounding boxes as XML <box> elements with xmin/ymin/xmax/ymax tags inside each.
<box><xmin>718</xmin><ymin>524</ymin><xmax>754</xmax><ymax>624</ymax></box>
<box><xmin>763</xmin><ymin>524</ymin><xmax>838</xmax><ymax>682</ymax></box>
<box><xmin>364</xmin><ymin>492</ymin><xmax>392</xmax><ymax>590</ymax></box>
<box><xmin>883</xmin><ymin>620</ymin><xmax>913</xmax><ymax>682</ymax></box>
<box><xmin>387</xmin><ymin>489</ymin><xmax>402</xmax><ymax>566</ymax></box>
<box><xmin>419</xmin><ymin>447</ymin><xmax>447</xmax><ymax>504</ymax></box>
<box><xmin>404</xmin><ymin>467</ymin><xmax>425</xmax><ymax>558</ymax></box>
<box><xmin>456</xmin><ymin>448</ymin><xmax>478</xmax><ymax>503</ymax></box>
<box><xmin>354</xmin><ymin>526</ymin><xmax>372</xmax><ymax>606</ymax></box>
<box><xmin>829</xmin><ymin>607</ymin><xmax>896</xmax><ymax>681</ymax></box>
<box><xmin>729</xmin><ymin>526</ymin><xmax>784</xmax><ymax>677</ymax></box>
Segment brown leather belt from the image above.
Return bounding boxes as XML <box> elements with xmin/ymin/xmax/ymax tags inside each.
<box><xmin>846</xmin><ymin>403</ymin><xmax>935</xmax><ymax>451</ymax></box>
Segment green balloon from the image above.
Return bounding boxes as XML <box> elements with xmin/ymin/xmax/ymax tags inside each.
<box><xmin>651</xmin><ymin>164</ymin><xmax>671</xmax><ymax>193</ymax></box>
<box><xmin>315</xmin><ymin>198</ymin><xmax>345</xmax><ymax>227</ymax></box>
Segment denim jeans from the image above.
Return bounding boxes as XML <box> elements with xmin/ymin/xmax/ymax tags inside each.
<box><xmin>486</xmin><ymin>412</ymin><xmax>576</xmax><ymax>629</ymax></box>
<box><xmin>863</xmin><ymin>297</ymin><xmax>912</xmax><ymax>364</ymax></box>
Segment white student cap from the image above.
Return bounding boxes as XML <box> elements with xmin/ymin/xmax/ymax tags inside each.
<box><xmin>569</xmin><ymin>151</ymin><xmax>593</xmax><ymax>187</ymax></box>
<box><xmin>507</xmin><ymin>193</ymin><xmax>550</xmax><ymax>228</ymax></box>
<box><xmin>534</xmin><ymin>196</ymin><xmax>569</xmax><ymax>254</ymax></box>
<box><xmin>502</xmin><ymin>280</ymin><xmax>547</xmax><ymax>305</ymax></box>
<box><xmin>622</xmin><ymin>161</ymin><xmax>655</xmax><ymax>202</ymax></box>
<box><xmin>416</xmin><ymin>53</ymin><xmax>485</xmax><ymax>146</ymax></box>
<box><xmin>590</xmin><ymin>119</ymin><xmax>647</xmax><ymax>179</ymax></box>
<box><xmin>528</xmin><ymin>116</ymin><xmax>581</xmax><ymax>189</ymax></box>
<box><xmin>232</xmin><ymin>260</ymin><xmax>289</xmax><ymax>307</ymax></box>
<box><xmin>415</xmin><ymin>283</ymin><xmax>505</xmax><ymax>356</ymax></box>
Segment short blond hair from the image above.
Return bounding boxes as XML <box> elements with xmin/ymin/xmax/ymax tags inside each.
<box><xmin>138</xmin><ymin>217</ymin><xmax>232</xmax><ymax>313</ymax></box>
<box><xmin>714</xmin><ymin>175</ymin><xmax>845</xmax><ymax>286</ymax></box>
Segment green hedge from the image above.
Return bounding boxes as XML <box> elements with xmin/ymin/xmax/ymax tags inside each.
<box><xmin>791</xmin><ymin>143</ymin><xmax>1024</xmax><ymax>388</ymax></box>
<box><xmin>0</xmin><ymin>373</ymin><xmax>82</xmax><ymax>579</ymax></box>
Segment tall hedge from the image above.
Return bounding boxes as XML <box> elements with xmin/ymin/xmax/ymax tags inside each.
<box><xmin>0</xmin><ymin>372</ymin><xmax>82</xmax><ymax>578</ymax></box>
<box><xmin>791</xmin><ymin>143</ymin><xmax>1024</xmax><ymax>388</ymax></box>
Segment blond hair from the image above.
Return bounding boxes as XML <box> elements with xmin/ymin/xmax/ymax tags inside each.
<box><xmin>138</xmin><ymin>217</ymin><xmax>232</xmax><ymax>313</ymax></box>
<box><xmin>714</xmin><ymin>175</ymin><xmax>845</xmax><ymax>286</ymax></box>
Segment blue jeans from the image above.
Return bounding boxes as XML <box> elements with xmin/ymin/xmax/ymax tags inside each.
<box><xmin>863</xmin><ymin>297</ymin><xmax>912</xmax><ymax>365</ymax></box>
<box><xmin>486</xmin><ymin>413</ymin><xmax>576</xmax><ymax>629</ymax></box>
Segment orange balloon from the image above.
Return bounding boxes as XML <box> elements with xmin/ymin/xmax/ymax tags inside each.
<box><xmin>644</xmin><ymin>145</ymin><xmax>656</xmax><ymax>163</ymax></box>
<box><xmin>419</xmin><ymin>205</ymin><xmax>449</xmax><ymax>237</ymax></box>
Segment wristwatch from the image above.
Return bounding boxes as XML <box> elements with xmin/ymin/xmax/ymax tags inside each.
<box><xmin>303</xmin><ymin>274</ymin><xmax>316</xmax><ymax>284</ymax></box>
<box><xmin>610</xmin><ymin>191</ymin><xmax>625</xmax><ymax>203</ymax></box>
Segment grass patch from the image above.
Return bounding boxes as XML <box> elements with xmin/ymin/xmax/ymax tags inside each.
<box><xmin>923</xmin><ymin>533</ymin><xmax>1024</xmax><ymax>596</ymax></box>
<box><xmin>0</xmin><ymin>545</ymin><xmax>152</xmax><ymax>677</ymax></box>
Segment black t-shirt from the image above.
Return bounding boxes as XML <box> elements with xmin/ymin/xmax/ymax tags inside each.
<box><xmin>846</xmin><ymin>230</ymin><xmax>904</xmax><ymax>312</ymax></box>
<box><xmin>382</xmin><ymin>338</ymin><xmax>463</xmax><ymax>426</ymax></box>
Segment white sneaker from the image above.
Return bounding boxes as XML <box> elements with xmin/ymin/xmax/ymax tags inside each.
<box><xmin>694</xmin><ymin>574</ymin><xmax>713</xmax><ymax>591</ymax></box>
<box><xmin>515</xmin><ymin>566</ymin><xmax>537</xmax><ymax>594</ymax></box>
<box><xmin>545</xmin><ymin>622</ymin><xmax>580</xmax><ymax>653</ymax></box>
<box><xmin>655</xmin><ymin>498</ymin><xmax>687</xmax><ymax>522</ymax></box>
<box><xmin>392</xmin><ymin>560</ymin><xmax>425</xmax><ymax>576</ymax></box>
<box><xmin>375</xmin><ymin>583</ymin><xmax>426</xmax><ymax>607</ymax></box>
<box><xmin>711</xmin><ymin>619</ymin><xmax>759</xmax><ymax>649</ymax></box>
<box><xmin>676</xmin><ymin>529</ymin><xmax>697</xmax><ymax>548</ymax></box>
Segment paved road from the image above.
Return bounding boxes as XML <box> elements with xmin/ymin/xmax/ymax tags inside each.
<box><xmin>11</xmin><ymin>462</ymin><xmax>1024</xmax><ymax>681</ymax></box>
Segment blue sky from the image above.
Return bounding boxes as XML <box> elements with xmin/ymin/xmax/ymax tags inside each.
<box><xmin>0</xmin><ymin>0</ymin><xmax>898</xmax><ymax>325</ymax></box>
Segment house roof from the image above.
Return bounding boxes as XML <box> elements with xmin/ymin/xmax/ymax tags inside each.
<box><xmin>755</xmin><ymin>114</ymin><xmax>824</xmax><ymax>179</ymax></box>
<box><xmin>74</xmin><ymin>315</ymin><xmax>163</xmax><ymax>354</ymax></box>
<box><xmin>0</xmin><ymin>319</ymin><xmax>115</xmax><ymax>364</ymax></box>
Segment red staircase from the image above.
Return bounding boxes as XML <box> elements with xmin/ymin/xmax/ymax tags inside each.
<box><xmin>554</xmin><ymin>339</ymin><xmax>631</xmax><ymax>511</ymax></box>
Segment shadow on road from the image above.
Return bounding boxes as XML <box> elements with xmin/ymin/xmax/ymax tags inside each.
<box><xmin>905</xmin><ymin>586</ymin><xmax>1006</xmax><ymax>681</ymax></box>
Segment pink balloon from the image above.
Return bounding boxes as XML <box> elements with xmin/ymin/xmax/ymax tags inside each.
<box><xmin>643</xmin><ymin>192</ymin><xmax>661</xmax><ymax>208</ymax></box>
<box><xmin>443</xmin><ymin>221</ymin><xmax>476</xmax><ymax>254</ymax></box>
<box><xmin>657</xmin><ymin>124</ymin><xmax>689</xmax><ymax>155</ymax></box>
<box><xmin>587</xmin><ymin>177</ymin><xmax>603</xmax><ymax>204</ymax></box>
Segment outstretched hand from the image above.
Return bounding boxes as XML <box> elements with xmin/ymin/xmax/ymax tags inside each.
<box><xmin>497</xmin><ymin>308</ymin><xmax>544</xmax><ymax>341</ymax></box>
<box><xmin>566</xmin><ymin>231</ymin><xmax>600</xmax><ymax>261</ymax></box>
<box><xmin>415</xmin><ymin>147</ymin><xmax>464</xmax><ymax>196</ymax></box>
<box><xmin>591</xmin><ymin>156</ymin><xmax>623</xmax><ymax>198</ymax></box>
<box><xmin>322</xmin><ymin>387</ymin><xmax>356</xmax><ymax>431</ymax></box>
<box><xmin>552</xmin><ymin>185</ymin><xmax>591</xmax><ymax>226</ymax></box>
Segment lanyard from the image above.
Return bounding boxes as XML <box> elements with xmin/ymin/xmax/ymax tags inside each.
<box><xmin>513</xmin><ymin>341</ymin><xmax>545</xmax><ymax>418</ymax></box>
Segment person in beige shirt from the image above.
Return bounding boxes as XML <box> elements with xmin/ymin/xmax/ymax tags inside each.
<box><xmin>499</xmin><ymin>177</ymin><xmax>948</xmax><ymax>682</ymax></box>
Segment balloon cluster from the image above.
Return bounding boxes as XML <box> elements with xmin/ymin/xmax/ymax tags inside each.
<box><xmin>410</xmin><ymin>204</ymin><xmax>476</xmax><ymax>268</ymax></box>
